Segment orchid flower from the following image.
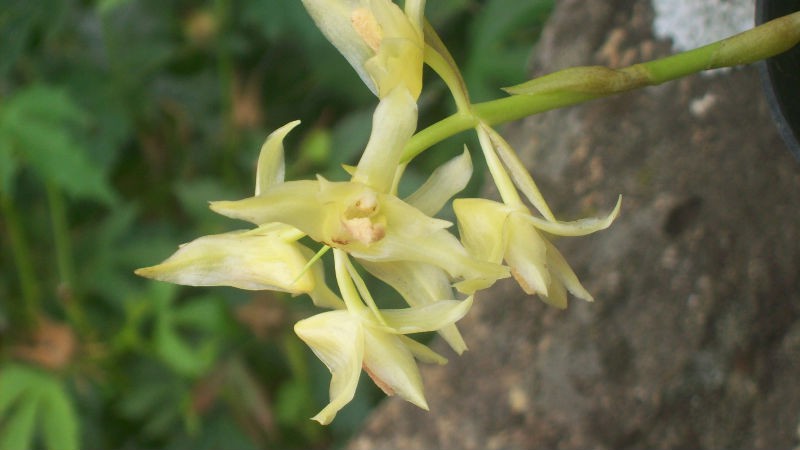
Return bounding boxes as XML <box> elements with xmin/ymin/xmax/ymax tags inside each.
<box><xmin>452</xmin><ymin>124</ymin><xmax>621</xmax><ymax>307</ymax></box>
<box><xmin>209</xmin><ymin>89</ymin><xmax>508</xmax><ymax>295</ymax></box>
<box><xmin>294</xmin><ymin>249</ymin><xmax>472</xmax><ymax>424</ymax></box>
<box><xmin>301</xmin><ymin>0</ymin><xmax>425</xmax><ymax>98</ymax></box>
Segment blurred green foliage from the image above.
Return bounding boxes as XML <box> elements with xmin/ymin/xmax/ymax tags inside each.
<box><xmin>0</xmin><ymin>0</ymin><xmax>552</xmax><ymax>448</ymax></box>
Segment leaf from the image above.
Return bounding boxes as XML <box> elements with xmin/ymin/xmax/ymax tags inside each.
<box><xmin>0</xmin><ymin>384</ymin><xmax>39</xmax><ymax>450</ymax></box>
<box><xmin>155</xmin><ymin>321</ymin><xmax>217</xmax><ymax>378</ymax></box>
<box><xmin>39</xmin><ymin>379</ymin><xmax>80</xmax><ymax>450</ymax></box>
<box><xmin>0</xmin><ymin>85</ymin><xmax>116</xmax><ymax>203</ymax></box>
<box><xmin>171</xmin><ymin>296</ymin><xmax>226</xmax><ymax>332</ymax></box>
<box><xmin>0</xmin><ymin>135</ymin><xmax>18</xmax><ymax>194</ymax></box>
<box><xmin>0</xmin><ymin>364</ymin><xmax>31</xmax><ymax>417</ymax></box>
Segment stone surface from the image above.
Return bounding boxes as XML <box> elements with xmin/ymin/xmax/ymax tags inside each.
<box><xmin>349</xmin><ymin>1</ymin><xmax>800</xmax><ymax>449</ymax></box>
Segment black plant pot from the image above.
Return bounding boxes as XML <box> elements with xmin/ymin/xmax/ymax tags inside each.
<box><xmin>756</xmin><ymin>0</ymin><xmax>800</xmax><ymax>160</ymax></box>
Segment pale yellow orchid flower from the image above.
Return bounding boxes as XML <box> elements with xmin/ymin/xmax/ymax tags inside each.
<box><xmin>136</xmin><ymin>121</ymin><xmax>342</xmax><ymax>309</ymax></box>
<box><xmin>294</xmin><ymin>249</ymin><xmax>472</xmax><ymax>425</ymax></box>
<box><xmin>211</xmin><ymin>90</ymin><xmax>508</xmax><ymax>294</ymax></box>
<box><xmin>134</xmin><ymin>223</ymin><xmax>313</xmax><ymax>293</ymax></box>
<box><xmin>301</xmin><ymin>0</ymin><xmax>425</xmax><ymax>98</ymax></box>
<box><xmin>454</xmin><ymin>198</ymin><xmax>620</xmax><ymax>308</ymax></box>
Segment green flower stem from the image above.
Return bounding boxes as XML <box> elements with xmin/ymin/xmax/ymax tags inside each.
<box><xmin>1</xmin><ymin>192</ymin><xmax>40</xmax><ymax>330</ymax></box>
<box><xmin>215</xmin><ymin>0</ymin><xmax>238</xmax><ymax>184</ymax></box>
<box><xmin>45</xmin><ymin>183</ymin><xmax>88</xmax><ymax>334</ymax></box>
<box><xmin>402</xmin><ymin>11</ymin><xmax>800</xmax><ymax>163</ymax></box>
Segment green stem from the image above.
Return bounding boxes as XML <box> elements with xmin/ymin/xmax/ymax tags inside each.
<box><xmin>46</xmin><ymin>183</ymin><xmax>88</xmax><ymax>334</ymax></box>
<box><xmin>1</xmin><ymin>192</ymin><xmax>40</xmax><ymax>330</ymax></box>
<box><xmin>215</xmin><ymin>0</ymin><xmax>237</xmax><ymax>183</ymax></box>
<box><xmin>402</xmin><ymin>10</ymin><xmax>800</xmax><ymax>162</ymax></box>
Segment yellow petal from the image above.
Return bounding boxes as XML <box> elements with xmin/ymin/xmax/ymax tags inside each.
<box><xmin>298</xmin><ymin>246</ymin><xmax>345</xmax><ymax>310</ymax></box>
<box><xmin>545</xmin><ymin>239</ymin><xmax>594</xmax><ymax>303</ymax></box>
<box><xmin>482</xmin><ymin>125</ymin><xmax>556</xmax><ymax>221</ymax></box>
<box><xmin>135</xmin><ymin>230</ymin><xmax>314</xmax><ymax>293</ymax></box>
<box><xmin>400</xmin><ymin>335</ymin><xmax>448</xmax><ymax>365</ymax></box>
<box><xmin>352</xmin><ymin>86</ymin><xmax>417</xmax><ymax>193</ymax></box>
<box><xmin>301</xmin><ymin>0</ymin><xmax>378</xmax><ymax>95</ymax></box>
<box><xmin>210</xmin><ymin>180</ymin><xmax>326</xmax><ymax>233</ymax></box>
<box><xmin>255</xmin><ymin>120</ymin><xmax>300</xmax><ymax>196</ymax></box>
<box><xmin>294</xmin><ymin>311</ymin><xmax>364</xmax><ymax>425</ymax></box>
<box><xmin>359</xmin><ymin>259</ymin><xmax>467</xmax><ymax>354</ymax></box>
<box><xmin>403</xmin><ymin>0</ymin><xmax>426</xmax><ymax>35</ymax></box>
<box><xmin>505</xmin><ymin>213</ymin><xmax>550</xmax><ymax>296</ymax></box>
<box><xmin>405</xmin><ymin>147</ymin><xmax>472</xmax><ymax>217</ymax></box>
<box><xmin>453</xmin><ymin>198</ymin><xmax>511</xmax><ymax>263</ymax></box>
<box><xmin>362</xmin><ymin>326</ymin><xmax>428</xmax><ymax>409</ymax></box>
<box><xmin>380</xmin><ymin>296</ymin><xmax>473</xmax><ymax>335</ymax></box>
<box><xmin>522</xmin><ymin>195</ymin><xmax>622</xmax><ymax>236</ymax></box>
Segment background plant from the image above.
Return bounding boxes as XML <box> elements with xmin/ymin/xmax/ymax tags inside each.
<box><xmin>0</xmin><ymin>0</ymin><xmax>553</xmax><ymax>448</ymax></box>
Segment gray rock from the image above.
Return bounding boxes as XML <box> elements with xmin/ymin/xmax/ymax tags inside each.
<box><xmin>349</xmin><ymin>0</ymin><xmax>800</xmax><ymax>448</ymax></box>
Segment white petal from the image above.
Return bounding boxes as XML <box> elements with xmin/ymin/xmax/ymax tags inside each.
<box><xmin>135</xmin><ymin>231</ymin><xmax>314</xmax><ymax>293</ymax></box>
<box><xmin>294</xmin><ymin>311</ymin><xmax>364</xmax><ymax>425</ymax></box>
<box><xmin>255</xmin><ymin>120</ymin><xmax>300</xmax><ymax>195</ymax></box>
<box><xmin>405</xmin><ymin>147</ymin><xmax>472</xmax><ymax>216</ymax></box>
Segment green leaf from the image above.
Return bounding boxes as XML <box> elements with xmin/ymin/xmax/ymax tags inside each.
<box><xmin>171</xmin><ymin>296</ymin><xmax>226</xmax><ymax>332</ymax></box>
<box><xmin>0</xmin><ymin>85</ymin><xmax>116</xmax><ymax>203</ymax></box>
<box><xmin>39</xmin><ymin>379</ymin><xmax>80</xmax><ymax>450</ymax></box>
<box><xmin>154</xmin><ymin>315</ymin><xmax>219</xmax><ymax>378</ymax></box>
<box><xmin>0</xmin><ymin>365</ymin><xmax>30</xmax><ymax>417</ymax></box>
<box><xmin>0</xmin><ymin>136</ymin><xmax>18</xmax><ymax>195</ymax></box>
<box><xmin>0</xmin><ymin>387</ymin><xmax>39</xmax><ymax>450</ymax></box>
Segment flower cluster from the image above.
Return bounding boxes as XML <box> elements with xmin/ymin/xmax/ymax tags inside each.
<box><xmin>136</xmin><ymin>0</ymin><xmax>619</xmax><ymax>424</ymax></box>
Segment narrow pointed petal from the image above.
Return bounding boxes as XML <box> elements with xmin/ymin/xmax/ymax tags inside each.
<box><xmin>522</xmin><ymin>196</ymin><xmax>622</xmax><ymax>236</ymax></box>
<box><xmin>380</xmin><ymin>296</ymin><xmax>473</xmax><ymax>334</ymax></box>
<box><xmin>352</xmin><ymin>87</ymin><xmax>417</xmax><ymax>193</ymax></box>
<box><xmin>301</xmin><ymin>0</ymin><xmax>378</xmax><ymax>95</ymax></box>
<box><xmin>505</xmin><ymin>214</ymin><xmax>550</xmax><ymax>296</ymax></box>
<box><xmin>135</xmin><ymin>231</ymin><xmax>314</xmax><ymax>293</ymax></box>
<box><xmin>359</xmin><ymin>259</ymin><xmax>467</xmax><ymax>354</ymax></box>
<box><xmin>545</xmin><ymin>239</ymin><xmax>594</xmax><ymax>302</ymax></box>
<box><xmin>400</xmin><ymin>336</ymin><xmax>448</xmax><ymax>364</ymax></box>
<box><xmin>483</xmin><ymin>125</ymin><xmax>556</xmax><ymax>221</ymax></box>
<box><xmin>362</xmin><ymin>327</ymin><xmax>428</xmax><ymax>409</ymax></box>
<box><xmin>294</xmin><ymin>311</ymin><xmax>364</xmax><ymax>425</ymax></box>
<box><xmin>255</xmin><ymin>120</ymin><xmax>300</xmax><ymax>195</ymax></box>
<box><xmin>210</xmin><ymin>180</ymin><xmax>326</xmax><ymax>233</ymax></box>
<box><xmin>405</xmin><ymin>147</ymin><xmax>472</xmax><ymax>216</ymax></box>
<box><xmin>541</xmin><ymin>274</ymin><xmax>568</xmax><ymax>309</ymax></box>
<box><xmin>298</xmin><ymin>246</ymin><xmax>345</xmax><ymax>310</ymax></box>
<box><xmin>403</xmin><ymin>0</ymin><xmax>426</xmax><ymax>34</ymax></box>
